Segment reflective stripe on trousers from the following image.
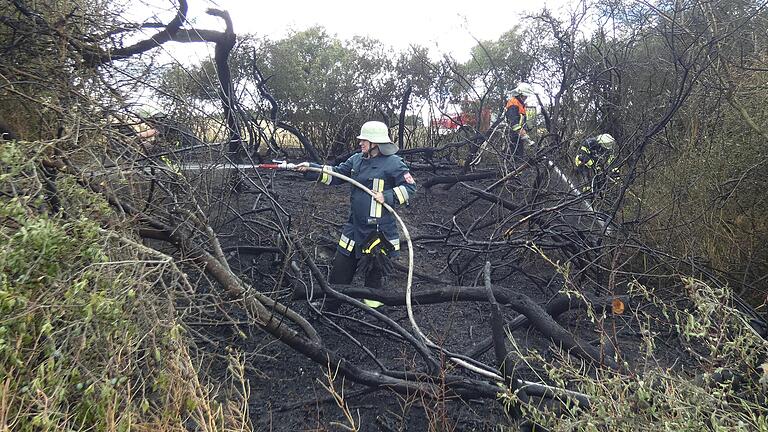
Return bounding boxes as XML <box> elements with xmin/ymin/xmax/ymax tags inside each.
<box><xmin>338</xmin><ymin>234</ymin><xmax>355</xmax><ymax>252</ymax></box>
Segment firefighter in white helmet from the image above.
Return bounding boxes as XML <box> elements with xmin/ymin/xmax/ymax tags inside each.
<box><xmin>574</xmin><ymin>133</ymin><xmax>616</xmax><ymax>192</ymax></box>
<box><xmin>504</xmin><ymin>83</ymin><xmax>536</xmax><ymax>159</ymax></box>
<box><xmin>297</xmin><ymin>120</ymin><xmax>416</xmax><ymax>309</ymax></box>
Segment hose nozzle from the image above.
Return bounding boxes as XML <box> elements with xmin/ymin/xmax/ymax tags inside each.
<box><xmin>257</xmin><ymin>160</ymin><xmax>298</xmax><ymax>170</ymax></box>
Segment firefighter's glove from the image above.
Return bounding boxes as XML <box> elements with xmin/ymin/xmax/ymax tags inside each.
<box><xmin>575</xmin><ymin>153</ymin><xmax>593</xmax><ymax>168</ymax></box>
<box><xmin>359</xmin><ymin>232</ymin><xmax>394</xmax><ymax>277</ymax></box>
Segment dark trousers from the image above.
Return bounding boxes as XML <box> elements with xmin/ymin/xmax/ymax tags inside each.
<box><xmin>507</xmin><ymin>132</ymin><xmax>527</xmax><ymax>160</ymax></box>
<box><xmin>576</xmin><ymin>165</ymin><xmax>606</xmax><ymax>192</ymax></box>
<box><xmin>328</xmin><ymin>251</ymin><xmax>383</xmax><ymax>289</ymax></box>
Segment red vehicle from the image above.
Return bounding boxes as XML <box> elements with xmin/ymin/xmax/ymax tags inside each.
<box><xmin>432</xmin><ymin>108</ymin><xmax>491</xmax><ymax>133</ymax></box>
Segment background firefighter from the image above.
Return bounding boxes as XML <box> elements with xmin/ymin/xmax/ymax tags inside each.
<box><xmin>504</xmin><ymin>82</ymin><xmax>536</xmax><ymax>160</ymax></box>
<box><xmin>297</xmin><ymin>120</ymin><xmax>416</xmax><ymax>309</ymax></box>
<box><xmin>574</xmin><ymin>133</ymin><xmax>616</xmax><ymax>193</ymax></box>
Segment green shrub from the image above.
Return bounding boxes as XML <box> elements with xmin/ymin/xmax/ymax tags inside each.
<box><xmin>0</xmin><ymin>143</ymin><xmax>250</xmax><ymax>431</ymax></box>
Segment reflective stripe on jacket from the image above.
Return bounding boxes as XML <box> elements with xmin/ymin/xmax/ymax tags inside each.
<box><xmin>575</xmin><ymin>138</ymin><xmax>614</xmax><ymax>171</ymax></box>
<box><xmin>505</xmin><ymin>97</ymin><xmax>528</xmax><ymax>132</ymax></box>
<box><xmin>307</xmin><ymin>152</ymin><xmax>416</xmax><ymax>257</ymax></box>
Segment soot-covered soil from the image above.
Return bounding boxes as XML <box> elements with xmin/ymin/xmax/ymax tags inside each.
<box><xmin>188</xmin><ymin>165</ymin><xmax>674</xmax><ymax>431</ymax></box>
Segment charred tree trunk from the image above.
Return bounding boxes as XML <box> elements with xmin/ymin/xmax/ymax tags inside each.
<box><xmin>82</xmin><ymin>3</ymin><xmax>245</xmax><ymax>164</ymax></box>
<box><xmin>421</xmin><ymin>170</ymin><xmax>498</xmax><ymax>188</ymax></box>
<box><xmin>484</xmin><ymin>262</ymin><xmax>510</xmax><ymax>378</ymax></box>
<box><xmin>252</xmin><ymin>63</ymin><xmax>322</xmax><ymax>163</ymax></box>
<box><xmin>207</xmin><ymin>9</ymin><xmax>242</xmax><ymax>164</ymax></box>
<box><xmin>397</xmin><ymin>83</ymin><xmax>412</xmax><ymax>148</ymax></box>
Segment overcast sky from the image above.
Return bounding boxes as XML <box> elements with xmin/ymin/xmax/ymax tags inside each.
<box><xmin>167</xmin><ymin>0</ymin><xmax>567</xmax><ymax>62</ymax></box>
<box><xmin>131</xmin><ymin>0</ymin><xmax>570</xmax><ymax>112</ymax></box>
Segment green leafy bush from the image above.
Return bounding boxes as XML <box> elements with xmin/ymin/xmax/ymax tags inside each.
<box><xmin>0</xmin><ymin>143</ymin><xmax>250</xmax><ymax>431</ymax></box>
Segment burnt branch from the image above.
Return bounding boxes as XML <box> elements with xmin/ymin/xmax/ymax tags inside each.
<box><xmin>251</xmin><ymin>62</ymin><xmax>322</xmax><ymax>163</ymax></box>
<box><xmin>484</xmin><ymin>262</ymin><xmax>511</xmax><ymax>379</ymax></box>
<box><xmin>86</xmin><ymin>0</ymin><xmax>189</xmax><ymax>65</ymax></box>
<box><xmin>397</xmin><ymin>83</ymin><xmax>412</xmax><ymax>146</ymax></box>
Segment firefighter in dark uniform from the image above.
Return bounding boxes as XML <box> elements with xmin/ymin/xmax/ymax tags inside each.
<box><xmin>297</xmin><ymin>121</ymin><xmax>416</xmax><ymax>308</ymax></box>
<box><xmin>504</xmin><ymin>83</ymin><xmax>535</xmax><ymax>159</ymax></box>
<box><xmin>574</xmin><ymin>133</ymin><xmax>616</xmax><ymax>192</ymax></box>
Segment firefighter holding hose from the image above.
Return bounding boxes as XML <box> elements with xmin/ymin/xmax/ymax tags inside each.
<box><xmin>296</xmin><ymin>121</ymin><xmax>416</xmax><ymax>309</ymax></box>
